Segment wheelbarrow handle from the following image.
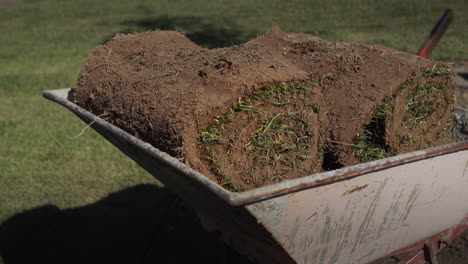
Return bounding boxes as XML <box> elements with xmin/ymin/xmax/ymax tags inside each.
<box><xmin>416</xmin><ymin>9</ymin><xmax>454</xmax><ymax>59</ymax></box>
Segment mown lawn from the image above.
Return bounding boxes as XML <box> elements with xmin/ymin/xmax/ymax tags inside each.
<box><xmin>0</xmin><ymin>0</ymin><xmax>467</xmax><ymax>262</ymax></box>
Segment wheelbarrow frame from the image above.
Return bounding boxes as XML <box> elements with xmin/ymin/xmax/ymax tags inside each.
<box><xmin>43</xmin><ymin>88</ymin><xmax>468</xmax><ymax>264</ymax></box>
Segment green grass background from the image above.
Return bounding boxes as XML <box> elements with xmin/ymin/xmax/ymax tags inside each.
<box><xmin>0</xmin><ymin>1</ymin><xmax>467</xmax><ymax>260</ymax></box>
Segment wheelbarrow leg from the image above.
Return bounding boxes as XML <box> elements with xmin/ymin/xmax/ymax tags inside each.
<box><xmin>423</xmin><ymin>241</ymin><xmax>438</xmax><ymax>264</ymax></box>
<box><xmin>395</xmin><ymin>240</ymin><xmax>439</xmax><ymax>264</ymax></box>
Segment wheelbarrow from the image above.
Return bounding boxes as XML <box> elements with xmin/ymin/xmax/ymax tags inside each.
<box><xmin>43</xmin><ymin>75</ymin><xmax>468</xmax><ymax>264</ymax></box>
<box><xmin>43</xmin><ymin>10</ymin><xmax>468</xmax><ymax>264</ymax></box>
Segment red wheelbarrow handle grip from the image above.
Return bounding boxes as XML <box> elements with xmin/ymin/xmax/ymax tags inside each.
<box><xmin>416</xmin><ymin>9</ymin><xmax>454</xmax><ymax>58</ymax></box>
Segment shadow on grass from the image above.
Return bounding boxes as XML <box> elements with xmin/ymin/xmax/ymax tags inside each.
<box><xmin>0</xmin><ymin>184</ymin><xmax>252</xmax><ymax>264</ymax></box>
<box><xmin>102</xmin><ymin>15</ymin><xmax>256</xmax><ymax>49</ymax></box>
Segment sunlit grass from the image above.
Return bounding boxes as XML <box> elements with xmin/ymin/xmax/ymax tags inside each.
<box><xmin>0</xmin><ymin>95</ymin><xmax>160</xmax><ymax>223</ymax></box>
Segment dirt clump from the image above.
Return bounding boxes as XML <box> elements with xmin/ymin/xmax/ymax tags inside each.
<box><xmin>74</xmin><ymin>27</ymin><xmax>456</xmax><ymax>191</ymax></box>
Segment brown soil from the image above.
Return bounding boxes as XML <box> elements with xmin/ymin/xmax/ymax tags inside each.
<box><xmin>75</xmin><ymin>27</ymin><xmax>455</xmax><ymax>191</ymax></box>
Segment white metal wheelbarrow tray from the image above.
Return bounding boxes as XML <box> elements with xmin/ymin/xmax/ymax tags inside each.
<box><xmin>43</xmin><ymin>88</ymin><xmax>468</xmax><ymax>264</ymax></box>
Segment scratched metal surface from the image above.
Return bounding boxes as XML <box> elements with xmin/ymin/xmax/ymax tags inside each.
<box><xmin>44</xmin><ymin>88</ymin><xmax>468</xmax><ymax>263</ymax></box>
<box><xmin>246</xmin><ymin>151</ymin><xmax>468</xmax><ymax>264</ymax></box>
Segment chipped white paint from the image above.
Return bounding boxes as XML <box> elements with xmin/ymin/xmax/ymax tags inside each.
<box><xmin>247</xmin><ymin>152</ymin><xmax>468</xmax><ymax>263</ymax></box>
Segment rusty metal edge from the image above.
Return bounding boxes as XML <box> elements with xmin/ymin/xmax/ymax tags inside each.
<box><xmin>236</xmin><ymin>141</ymin><xmax>468</xmax><ymax>205</ymax></box>
<box><xmin>43</xmin><ymin>88</ymin><xmax>468</xmax><ymax>206</ymax></box>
